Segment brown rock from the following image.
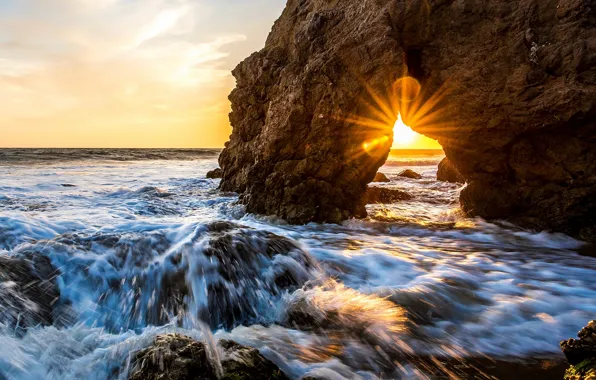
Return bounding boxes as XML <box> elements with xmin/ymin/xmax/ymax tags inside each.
<box><xmin>206</xmin><ymin>168</ymin><xmax>223</xmax><ymax>179</ymax></box>
<box><xmin>398</xmin><ymin>169</ymin><xmax>422</xmax><ymax>179</ymax></box>
<box><xmin>437</xmin><ymin>157</ymin><xmax>465</xmax><ymax>183</ymax></box>
<box><xmin>373</xmin><ymin>172</ymin><xmax>390</xmax><ymax>182</ymax></box>
<box><xmin>363</xmin><ymin>187</ymin><xmax>412</xmax><ymax>204</ymax></box>
<box><xmin>219</xmin><ymin>0</ymin><xmax>596</xmax><ymax>238</ymax></box>
<box><xmin>128</xmin><ymin>334</ymin><xmax>289</xmax><ymax>380</ymax></box>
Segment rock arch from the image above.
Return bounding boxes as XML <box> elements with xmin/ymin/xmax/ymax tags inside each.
<box><xmin>219</xmin><ymin>0</ymin><xmax>596</xmax><ymax>239</ymax></box>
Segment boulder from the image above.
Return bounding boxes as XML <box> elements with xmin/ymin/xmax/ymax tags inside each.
<box><xmin>206</xmin><ymin>168</ymin><xmax>223</xmax><ymax>179</ymax></box>
<box><xmin>372</xmin><ymin>172</ymin><xmax>390</xmax><ymax>183</ymax></box>
<box><xmin>218</xmin><ymin>0</ymin><xmax>596</xmax><ymax>239</ymax></box>
<box><xmin>0</xmin><ymin>255</ymin><xmax>60</xmax><ymax>330</ymax></box>
<box><xmin>128</xmin><ymin>333</ymin><xmax>289</xmax><ymax>380</ymax></box>
<box><xmin>561</xmin><ymin>321</ymin><xmax>596</xmax><ymax>379</ymax></box>
<box><xmin>437</xmin><ymin>157</ymin><xmax>465</xmax><ymax>184</ymax></box>
<box><xmin>398</xmin><ymin>169</ymin><xmax>422</xmax><ymax>179</ymax></box>
<box><xmin>363</xmin><ymin>187</ymin><xmax>412</xmax><ymax>205</ymax></box>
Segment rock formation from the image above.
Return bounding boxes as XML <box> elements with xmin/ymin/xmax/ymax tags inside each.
<box><xmin>206</xmin><ymin>168</ymin><xmax>223</xmax><ymax>179</ymax></box>
<box><xmin>437</xmin><ymin>157</ymin><xmax>465</xmax><ymax>183</ymax></box>
<box><xmin>219</xmin><ymin>0</ymin><xmax>596</xmax><ymax>239</ymax></box>
<box><xmin>363</xmin><ymin>186</ymin><xmax>412</xmax><ymax>204</ymax></box>
<box><xmin>561</xmin><ymin>321</ymin><xmax>596</xmax><ymax>380</ymax></box>
<box><xmin>398</xmin><ymin>169</ymin><xmax>422</xmax><ymax>179</ymax></box>
<box><xmin>0</xmin><ymin>255</ymin><xmax>60</xmax><ymax>330</ymax></box>
<box><xmin>128</xmin><ymin>334</ymin><xmax>289</xmax><ymax>380</ymax></box>
<box><xmin>373</xmin><ymin>172</ymin><xmax>390</xmax><ymax>183</ymax></box>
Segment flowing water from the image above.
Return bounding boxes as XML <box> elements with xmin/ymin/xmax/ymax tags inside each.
<box><xmin>0</xmin><ymin>148</ymin><xmax>594</xmax><ymax>379</ymax></box>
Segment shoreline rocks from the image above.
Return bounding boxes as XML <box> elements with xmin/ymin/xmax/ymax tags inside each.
<box><xmin>561</xmin><ymin>321</ymin><xmax>596</xmax><ymax>380</ymax></box>
<box><xmin>0</xmin><ymin>255</ymin><xmax>60</xmax><ymax>330</ymax></box>
<box><xmin>398</xmin><ymin>169</ymin><xmax>422</xmax><ymax>179</ymax></box>
<box><xmin>206</xmin><ymin>168</ymin><xmax>223</xmax><ymax>179</ymax></box>
<box><xmin>218</xmin><ymin>0</ymin><xmax>596</xmax><ymax>239</ymax></box>
<box><xmin>128</xmin><ymin>334</ymin><xmax>289</xmax><ymax>380</ymax></box>
<box><xmin>437</xmin><ymin>157</ymin><xmax>465</xmax><ymax>184</ymax></box>
<box><xmin>372</xmin><ymin>172</ymin><xmax>390</xmax><ymax>183</ymax></box>
<box><xmin>363</xmin><ymin>187</ymin><xmax>413</xmax><ymax>205</ymax></box>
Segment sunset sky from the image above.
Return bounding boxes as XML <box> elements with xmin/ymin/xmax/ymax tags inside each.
<box><xmin>0</xmin><ymin>0</ymin><xmax>441</xmax><ymax>149</ymax></box>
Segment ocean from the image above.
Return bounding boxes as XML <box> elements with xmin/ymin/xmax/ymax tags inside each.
<box><xmin>0</xmin><ymin>148</ymin><xmax>594</xmax><ymax>379</ymax></box>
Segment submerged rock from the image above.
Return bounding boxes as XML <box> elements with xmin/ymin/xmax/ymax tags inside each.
<box><xmin>14</xmin><ymin>222</ymin><xmax>317</xmax><ymax>331</ymax></box>
<box><xmin>372</xmin><ymin>172</ymin><xmax>390</xmax><ymax>183</ymax></box>
<box><xmin>561</xmin><ymin>321</ymin><xmax>596</xmax><ymax>379</ymax></box>
<box><xmin>128</xmin><ymin>333</ymin><xmax>289</xmax><ymax>380</ymax></box>
<box><xmin>437</xmin><ymin>157</ymin><xmax>465</xmax><ymax>184</ymax></box>
<box><xmin>206</xmin><ymin>168</ymin><xmax>223</xmax><ymax>179</ymax></box>
<box><xmin>0</xmin><ymin>255</ymin><xmax>60</xmax><ymax>330</ymax></box>
<box><xmin>363</xmin><ymin>187</ymin><xmax>412</xmax><ymax>204</ymax></box>
<box><xmin>398</xmin><ymin>169</ymin><xmax>422</xmax><ymax>179</ymax></box>
<box><xmin>218</xmin><ymin>0</ymin><xmax>596</xmax><ymax>239</ymax></box>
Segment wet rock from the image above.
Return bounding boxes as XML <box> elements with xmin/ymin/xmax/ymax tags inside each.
<box><xmin>128</xmin><ymin>333</ymin><xmax>289</xmax><ymax>380</ymax></box>
<box><xmin>372</xmin><ymin>172</ymin><xmax>390</xmax><ymax>183</ymax></box>
<box><xmin>398</xmin><ymin>169</ymin><xmax>422</xmax><ymax>180</ymax></box>
<box><xmin>206</xmin><ymin>168</ymin><xmax>223</xmax><ymax>179</ymax></box>
<box><xmin>363</xmin><ymin>187</ymin><xmax>412</xmax><ymax>205</ymax></box>
<box><xmin>218</xmin><ymin>0</ymin><xmax>596</xmax><ymax>239</ymax></box>
<box><xmin>561</xmin><ymin>322</ymin><xmax>596</xmax><ymax>375</ymax></box>
<box><xmin>437</xmin><ymin>157</ymin><xmax>465</xmax><ymax>184</ymax></box>
<box><xmin>0</xmin><ymin>255</ymin><xmax>60</xmax><ymax>330</ymax></box>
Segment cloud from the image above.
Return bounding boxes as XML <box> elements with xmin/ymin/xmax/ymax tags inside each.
<box><xmin>0</xmin><ymin>0</ymin><xmax>263</xmax><ymax>147</ymax></box>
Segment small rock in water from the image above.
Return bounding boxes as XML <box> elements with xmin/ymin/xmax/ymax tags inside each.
<box><xmin>372</xmin><ymin>172</ymin><xmax>390</xmax><ymax>183</ymax></box>
<box><xmin>437</xmin><ymin>157</ymin><xmax>465</xmax><ymax>183</ymax></box>
<box><xmin>398</xmin><ymin>169</ymin><xmax>422</xmax><ymax>179</ymax></box>
<box><xmin>61</xmin><ymin>184</ymin><xmax>77</xmax><ymax>187</ymax></box>
<box><xmin>363</xmin><ymin>187</ymin><xmax>412</xmax><ymax>204</ymax></box>
<box><xmin>561</xmin><ymin>320</ymin><xmax>596</xmax><ymax>379</ymax></box>
<box><xmin>206</xmin><ymin>168</ymin><xmax>223</xmax><ymax>179</ymax></box>
<box><xmin>128</xmin><ymin>333</ymin><xmax>289</xmax><ymax>380</ymax></box>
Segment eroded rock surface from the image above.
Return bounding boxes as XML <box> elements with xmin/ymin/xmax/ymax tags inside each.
<box><xmin>437</xmin><ymin>157</ymin><xmax>465</xmax><ymax>184</ymax></box>
<box><xmin>561</xmin><ymin>321</ymin><xmax>596</xmax><ymax>379</ymax></box>
<box><xmin>219</xmin><ymin>0</ymin><xmax>596</xmax><ymax>238</ymax></box>
<box><xmin>128</xmin><ymin>334</ymin><xmax>289</xmax><ymax>380</ymax></box>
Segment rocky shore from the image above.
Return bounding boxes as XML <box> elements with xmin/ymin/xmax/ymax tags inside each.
<box><xmin>218</xmin><ymin>0</ymin><xmax>596</xmax><ymax>240</ymax></box>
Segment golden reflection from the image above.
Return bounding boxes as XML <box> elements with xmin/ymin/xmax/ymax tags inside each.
<box><xmin>297</xmin><ymin>280</ymin><xmax>407</xmax><ymax>334</ymax></box>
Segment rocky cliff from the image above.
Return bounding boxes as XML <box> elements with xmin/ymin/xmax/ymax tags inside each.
<box><xmin>219</xmin><ymin>0</ymin><xmax>596</xmax><ymax>238</ymax></box>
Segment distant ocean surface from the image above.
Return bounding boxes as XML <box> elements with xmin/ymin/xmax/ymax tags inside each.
<box><xmin>0</xmin><ymin>148</ymin><xmax>594</xmax><ymax>379</ymax></box>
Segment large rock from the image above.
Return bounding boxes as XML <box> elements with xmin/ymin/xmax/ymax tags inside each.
<box><xmin>437</xmin><ymin>157</ymin><xmax>465</xmax><ymax>184</ymax></box>
<box><xmin>219</xmin><ymin>0</ymin><xmax>596</xmax><ymax>238</ymax></box>
<box><xmin>363</xmin><ymin>186</ymin><xmax>412</xmax><ymax>204</ymax></box>
<box><xmin>128</xmin><ymin>333</ymin><xmax>289</xmax><ymax>380</ymax></box>
<box><xmin>398</xmin><ymin>169</ymin><xmax>422</xmax><ymax>179</ymax></box>
<box><xmin>0</xmin><ymin>255</ymin><xmax>60</xmax><ymax>330</ymax></box>
<box><xmin>561</xmin><ymin>321</ymin><xmax>596</xmax><ymax>379</ymax></box>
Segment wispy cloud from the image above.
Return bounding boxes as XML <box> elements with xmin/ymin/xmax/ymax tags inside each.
<box><xmin>0</xmin><ymin>0</ymin><xmax>283</xmax><ymax>147</ymax></box>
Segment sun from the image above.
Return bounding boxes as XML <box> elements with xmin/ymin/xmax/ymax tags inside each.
<box><xmin>392</xmin><ymin>113</ymin><xmax>417</xmax><ymax>148</ymax></box>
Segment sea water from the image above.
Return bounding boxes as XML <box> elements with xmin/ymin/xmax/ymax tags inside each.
<box><xmin>0</xmin><ymin>148</ymin><xmax>594</xmax><ymax>379</ymax></box>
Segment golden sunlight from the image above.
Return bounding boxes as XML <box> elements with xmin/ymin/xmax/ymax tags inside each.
<box><xmin>392</xmin><ymin>113</ymin><xmax>417</xmax><ymax>147</ymax></box>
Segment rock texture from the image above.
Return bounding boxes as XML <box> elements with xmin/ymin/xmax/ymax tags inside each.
<box><xmin>373</xmin><ymin>172</ymin><xmax>390</xmax><ymax>183</ymax></box>
<box><xmin>398</xmin><ymin>169</ymin><xmax>423</xmax><ymax>179</ymax></box>
<box><xmin>437</xmin><ymin>157</ymin><xmax>465</xmax><ymax>183</ymax></box>
<box><xmin>219</xmin><ymin>0</ymin><xmax>596</xmax><ymax>238</ymax></box>
<box><xmin>363</xmin><ymin>186</ymin><xmax>412</xmax><ymax>204</ymax></box>
<box><xmin>206</xmin><ymin>168</ymin><xmax>223</xmax><ymax>179</ymax></box>
<box><xmin>561</xmin><ymin>321</ymin><xmax>596</xmax><ymax>380</ymax></box>
<box><xmin>0</xmin><ymin>255</ymin><xmax>60</xmax><ymax>330</ymax></box>
<box><xmin>128</xmin><ymin>334</ymin><xmax>288</xmax><ymax>380</ymax></box>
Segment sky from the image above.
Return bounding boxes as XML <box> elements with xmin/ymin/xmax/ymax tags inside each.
<box><xmin>0</xmin><ymin>0</ymin><xmax>441</xmax><ymax>149</ymax></box>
